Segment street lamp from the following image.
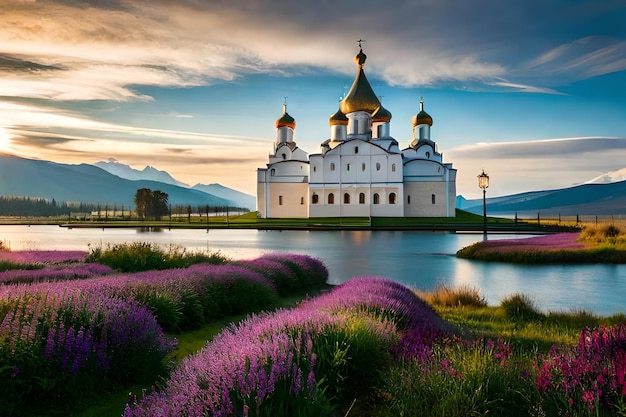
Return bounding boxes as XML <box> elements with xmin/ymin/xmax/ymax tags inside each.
<box><xmin>478</xmin><ymin>170</ymin><xmax>489</xmax><ymax>235</ymax></box>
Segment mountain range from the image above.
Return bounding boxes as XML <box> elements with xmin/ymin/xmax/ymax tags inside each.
<box><xmin>0</xmin><ymin>154</ymin><xmax>256</xmax><ymax>210</ymax></box>
<box><xmin>457</xmin><ymin>172</ymin><xmax>626</xmax><ymax>216</ymax></box>
<box><xmin>2</xmin><ymin>153</ymin><xmax>624</xmax><ymax>216</ymax></box>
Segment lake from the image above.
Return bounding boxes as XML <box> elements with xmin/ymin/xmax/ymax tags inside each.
<box><xmin>1</xmin><ymin>225</ymin><xmax>624</xmax><ymax>316</ymax></box>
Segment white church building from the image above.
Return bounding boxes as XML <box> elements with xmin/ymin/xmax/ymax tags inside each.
<box><xmin>257</xmin><ymin>46</ymin><xmax>457</xmax><ymax>219</ymax></box>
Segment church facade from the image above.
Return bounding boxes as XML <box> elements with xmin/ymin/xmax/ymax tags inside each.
<box><xmin>257</xmin><ymin>47</ymin><xmax>457</xmax><ymax>219</ymax></box>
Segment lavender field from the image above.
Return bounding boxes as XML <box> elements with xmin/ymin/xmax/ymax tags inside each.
<box><xmin>1</xmin><ymin>247</ymin><xmax>625</xmax><ymax>416</ymax></box>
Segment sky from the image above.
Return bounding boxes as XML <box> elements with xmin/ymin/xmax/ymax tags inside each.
<box><xmin>0</xmin><ymin>0</ymin><xmax>625</xmax><ymax>200</ymax></box>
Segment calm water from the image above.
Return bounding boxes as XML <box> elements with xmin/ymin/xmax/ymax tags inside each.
<box><xmin>1</xmin><ymin>225</ymin><xmax>625</xmax><ymax>316</ymax></box>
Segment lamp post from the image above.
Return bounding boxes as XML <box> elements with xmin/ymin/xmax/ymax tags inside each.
<box><xmin>478</xmin><ymin>170</ymin><xmax>489</xmax><ymax>235</ymax></box>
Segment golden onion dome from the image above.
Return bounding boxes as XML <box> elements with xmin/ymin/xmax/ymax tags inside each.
<box><xmin>329</xmin><ymin>108</ymin><xmax>348</xmax><ymax>126</ymax></box>
<box><xmin>411</xmin><ymin>98</ymin><xmax>433</xmax><ymax>127</ymax></box>
<box><xmin>275</xmin><ymin>104</ymin><xmax>296</xmax><ymax>129</ymax></box>
<box><xmin>339</xmin><ymin>48</ymin><xmax>381</xmax><ymax>115</ymax></box>
<box><xmin>372</xmin><ymin>105</ymin><xmax>392</xmax><ymax>123</ymax></box>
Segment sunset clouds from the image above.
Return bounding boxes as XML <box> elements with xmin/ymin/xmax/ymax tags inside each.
<box><xmin>0</xmin><ymin>0</ymin><xmax>624</xmax><ymax>196</ymax></box>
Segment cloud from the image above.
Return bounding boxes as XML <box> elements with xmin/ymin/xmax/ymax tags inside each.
<box><xmin>448</xmin><ymin>137</ymin><xmax>626</xmax><ymax>198</ymax></box>
<box><xmin>523</xmin><ymin>37</ymin><xmax>626</xmax><ymax>84</ymax></box>
<box><xmin>486</xmin><ymin>80</ymin><xmax>564</xmax><ymax>95</ymax></box>
<box><xmin>10</xmin><ymin>133</ymin><xmax>83</xmax><ymax>148</ymax></box>
<box><xmin>7</xmin><ymin>0</ymin><xmax>620</xmax><ymax>102</ymax></box>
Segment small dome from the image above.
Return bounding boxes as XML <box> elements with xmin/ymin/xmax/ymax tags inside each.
<box><xmin>329</xmin><ymin>108</ymin><xmax>348</xmax><ymax>126</ymax></box>
<box><xmin>339</xmin><ymin>48</ymin><xmax>381</xmax><ymax>115</ymax></box>
<box><xmin>372</xmin><ymin>105</ymin><xmax>392</xmax><ymax>123</ymax></box>
<box><xmin>354</xmin><ymin>49</ymin><xmax>367</xmax><ymax>67</ymax></box>
<box><xmin>275</xmin><ymin>104</ymin><xmax>296</xmax><ymax>129</ymax></box>
<box><xmin>411</xmin><ymin>98</ymin><xmax>433</xmax><ymax>127</ymax></box>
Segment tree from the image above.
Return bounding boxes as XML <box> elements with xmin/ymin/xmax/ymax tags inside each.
<box><xmin>134</xmin><ymin>188</ymin><xmax>169</xmax><ymax>220</ymax></box>
<box><xmin>151</xmin><ymin>190</ymin><xmax>169</xmax><ymax>221</ymax></box>
<box><xmin>134</xmin><ymin>188</ymin><xmax>152</xmax><ymax>220</ymax></box>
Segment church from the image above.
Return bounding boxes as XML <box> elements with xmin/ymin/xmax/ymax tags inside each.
<box><xmin>257</xmin><ymin>46</ymin><xmax>457</xmax><ymax>219</ymax></box>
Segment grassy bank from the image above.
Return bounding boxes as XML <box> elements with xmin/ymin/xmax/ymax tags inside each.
<box><xmin>457</xmin><ymin>223</ymin><xmax>626</xmax><ymax>263</ymax></box>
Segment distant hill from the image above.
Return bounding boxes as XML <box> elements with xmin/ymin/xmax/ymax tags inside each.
<box><xmin>191</xmin><ymin>183</ymin><xmax>256</xmax><ymax>211</ymax></box>
<box><xmin>457</xmin><ymin>180</ymin><xmax>626</xmax><ymax>216</ymax></box>
<box><xmin>0</xmin><ymin>154</ymin><xmax>240</xmax><ymax>208</ymax></box>
<box><xmin>94</xmin><ymin>158</ymin><xmax>189</xmax><ymax>187</ymax></box>
<box><xmin>93</xmin><ymin>159</ymin><xmax>256</xmax><ymax>210</ymax></box>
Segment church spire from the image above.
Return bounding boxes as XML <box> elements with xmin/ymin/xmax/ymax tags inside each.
<box><xmin>339</xmin><ymin>41</ymin><xmax>381</xmax><ymax>115</ymax></box>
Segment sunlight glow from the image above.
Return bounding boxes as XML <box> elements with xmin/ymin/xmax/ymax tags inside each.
<box><xmin>0</xmin><ymin>128</ymin><xmax>12</xmax><ymax>150</ymax></box>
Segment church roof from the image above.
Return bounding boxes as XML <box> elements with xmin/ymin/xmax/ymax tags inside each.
<box><xmin>276</xmin><ymin>104</ymin><xmax>296</xmax><ymax>129</ymax></box>
<box><xmin>372</xmin><ymin>104</ymin><xmax>392</xmax><ymax>123</ymax></box>
<box><xmin>329</xmin><ymin>108</ymin><xmax>349</xmax><ymax>126</ymax></box>
<box><xmin>411</xmin><ymin>98</ymin><xmax>433</xmax><ymax>127</ymax></box>
<box><xmin>339</xmin><ymin>48</ymin><xmax>381</xmax><ymax>115</ymax></box>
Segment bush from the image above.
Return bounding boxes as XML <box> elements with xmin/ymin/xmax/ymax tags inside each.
<box><xmin>85</xmin><ymin>242</ymin><xmax>229</xmax><ymax>272</ymax></box>
<box><xmin>259</xmin><ymin>254</ymin><xmax>329</xmax><ymax>291</ymax></box>
<box><xmin>420</xmin><ymin>284</ymin><xmax>488</xmax><ymax>308</ymax></box>
<box><xmin>235</xmin><ymin>258</ymin><xmax>299</xmax><ymax>296</ymax></box>
<box><xmin>0</xmin><ymin>289</ymin><xmax>176</xmax><ymax>416</ymax></box>
<box><xmin>579</xmin><ymin>224</ymin><xmax>625</xmax><ymax>246</ymax></box>
<box><xmin>500</xmin><ymin>294</ymin><xmax>544</xmax><ymax>322</ymax></box>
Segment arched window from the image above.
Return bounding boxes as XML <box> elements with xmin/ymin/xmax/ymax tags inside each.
<box><xmin>313</xmin><ymin>166</ymin><xmax>317</xmax><ymax>172</ymax></box>
<box><xmin>389</xmin><ymin>193</ymin><xmax>397</xmax><ymax>205</ymax></box>
<box><xmin>373</xmin><ymin>193</ymin><xmax>380</xmax><ymax>204</ymax></box>
<box><xmin>300</xmin><ymin>197</ymin><xmax>304</xmax><ymax>205</ymax></box>
<box><xmin>328</xmin><ymin>193</ymin><xmax>335</xmax><ymax>204</ymax></box>
<box><xmin>359</xmin><ymin>193</ymin><xmax>365</xmax><ymax>204</ymax></box>
<box><xmin>354</xmin><ymin>146</ymin><xmax>359</xmax><ymax>154</ymax></box>
<box><xmin>361</xmin><ymin>163</ymin><xmax>366</xmax><ymax>171</ymax></box>
<box><xmin>425</xmin><ymin>152</ymin><xmax>430</xmax><ymax>159</ymax></box>
<box><xmin>330</xmin><ymin>163</ymin><xmax>335</xmax><ymax>171</ymax></box>
<box><xmin>391</xmin><ymin>163</ymin><xmax>396</xmax><ymax>172</ymax></box>
<box><xmin>376</xmin><ymin>163</ymin><xmax>381</xmax><ymax>171</ymax></box>
<box><xmin>343</xmin><ymin>193</ymin><xmax>350</xmax><ymax>204</ymax></box>
<box><xmin>278</xmin><ymin>195</ymin><xmax>283</xmax><ymax>205</ymax></box>
<box><xmin>270</xmin><ymin>168</ymin><xmax>276</xmax><ymax>176</ymax></box>
<box><xmin>282</xmin><ymin>153</ymin><xmax>286</xmax><ymax>160</ymax></box>
<box><xmin>312</xmin><ymin>193</ymin><xmax>319</xmax><ymax>204</ymax></box>
<box><xmin>432</xmin><ymin>194</ymin><xmax>436</xmax><ymax>204</ymax></box>
<box><xmin>407</xmin><ymin>195</ymin><xmax>411</xmax><ymax>204</ymax></box>
<box><xmin>346</xmin><ymin>163</ymin><xmax>351</xmax><ymax>171</ymax></box>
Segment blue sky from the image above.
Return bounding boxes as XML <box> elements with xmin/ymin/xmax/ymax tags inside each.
<box><xmin>0</xmin><ymin>0</ymin><xmax>625</xmax><ymax>199</ymax></box>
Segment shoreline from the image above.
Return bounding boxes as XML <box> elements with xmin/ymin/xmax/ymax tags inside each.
<box><xmin>50</xmin><ymin>222</ymin><xmax>569</xmax><ymax>233</ymax></box>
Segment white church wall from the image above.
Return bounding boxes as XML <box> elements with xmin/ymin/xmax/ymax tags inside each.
<box><xmin>264</xmin><ymin>182</ymin><xmax>309</xmax><ymax>218</ymax></box>
<box><xmin>404</xmin><ymin>181</ymin><xmax>453</xmax><ymax>217</ymax></box>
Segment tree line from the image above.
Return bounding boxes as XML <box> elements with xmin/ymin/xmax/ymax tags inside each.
<box><xmin>133</xmin><ymin>188</ymin><xmax>249</xmax><ymax>221</ymax></box>
<box><xmin>0</xmin><ymin>196</ymin><xmax>98</xmax><ymax>217</ymax></box>
<box><xmin>0</xmin><ymin>190</ymin><xmax>249</xmax><ymax>219</ymax></box>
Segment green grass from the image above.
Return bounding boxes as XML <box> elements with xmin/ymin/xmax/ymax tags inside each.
<box><xmin>84</xmin><ymin>241</ymin><xmax>229</xmax><ymax>272</ymax></box>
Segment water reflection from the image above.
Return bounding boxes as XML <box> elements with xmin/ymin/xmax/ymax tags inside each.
<box><xmin>0</xmin><ymin>225</ymin><xmax>624</xmax><ymax>316</ymax></box>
